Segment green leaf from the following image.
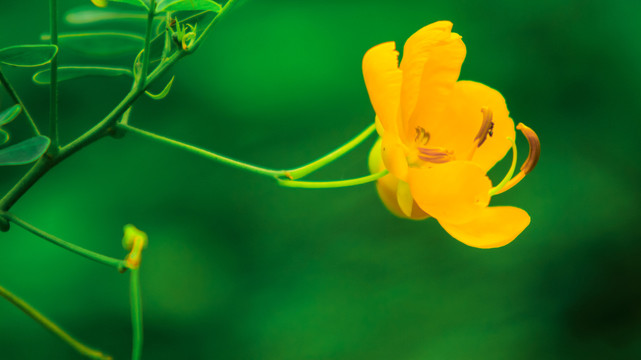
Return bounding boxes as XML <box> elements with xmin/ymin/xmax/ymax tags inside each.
<box><xmin>0</xmin><ymin>130</ymin><xmax>8</xmax><ymax>145</ymax></box>
<box><xmin>41</xmin><ymin>32</ymin><xmax>144</xmax><ymax>56</ymax></box>
<box><xmin>33</xmin><ymin>66</ymin><xmax>133</xmax><ymax>85</ymax></box>
<box><xmin>0</xmin><ymin>136</ymin><xmax>50</xmax><ymax>166</ymax></box>
<box><xmin>146</xmin><ymin>76</ymin><xmax>175</xmax><ymax>100</ymax></box>
<box><xmin>156</xmin><ymin>0</ymin><xmax>222</xmax><ymax>12</ymax></box>
<box><xmin>65</xmin><ymin>6</ymin><xmax>147</xmax><ymax>25</ymax></box>
<box><xmin>0</xmin><ymin>105</ymin><xmax>21</xmax><ymax>127</ymax></box>
<box><xmin>0</xmin><ymin>45</ymin><xmax>58</xmax><ymax>67</ymax></box>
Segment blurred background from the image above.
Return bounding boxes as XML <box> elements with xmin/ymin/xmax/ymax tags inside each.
<box><xmin>1</xmin><ymin>0</ymin><xmax>640</xmax><ymax>358</ymax></box>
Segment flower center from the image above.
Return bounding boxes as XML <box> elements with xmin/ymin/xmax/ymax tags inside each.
<box><xmin>414</xmin><ymin>126</ymin><xmax>454</xmax><ymax>164</ymax></box>
<box><xmin>413</xmin><ymin>107</ymin><xmax>495</xmax><ymax>165</ymax></box>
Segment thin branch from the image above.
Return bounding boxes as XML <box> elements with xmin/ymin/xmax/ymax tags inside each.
<box><xmin>0</xmin><ymin>284</ymin><xmax>112</xmax><ymax>360</ymax></box>
<box><xmin>130</xmin><ymin>269</ymin><xmax>143</xmax><ymax>360</ymax></box>
<box><xmin>0</xmin><ymin>68</ymin><xmax>39</xmax><ymax>135</ymax></box>
<box><xmin>48</xmin><ymin>0</ymin><xmax>59</xmax><ymax>153</ymax></box>
<box><xmin>0</xmin><ymin>212</ymin><xmax>124</xmax><ymax>270</ymax></box>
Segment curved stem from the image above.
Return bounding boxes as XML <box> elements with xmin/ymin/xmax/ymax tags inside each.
<box><xmin>0</xmin><ymin>284</ymin><xmax>112</xmax><ymax>360</ymax></box>
<box><xmin>278</xmin><ymin>170</ymin><xmax>387</xmax><ymax>189</ymax></box>
<box><xmin>49</xmin><ymin>0</ymin><xmax>59</xmax><ymax>153</ymax></box>
<box><xmin>286</xmin><ymin>123</ymin><xmax>376</xmax><ymax>180</ymax></box>
<box><xmin>0</xmin><ymin>68</ymin><xmax>39</xmax><ymax>135</ymax></box>
<box><xmin>118</xmin><ymin>123</ymin><xmax>286</xmax><ymax>177</ymax></box>
<box><xmin>130</xmin><ymin>269</ymin><xmax>143</xmax><ymax>360</ymax></box>
<box><xmin>119</xmin><ymin>122</ymin><xmax>377</xmax><ymax>180</ymax></box>
<box><xmin>0</xmin><ymin>212</ymin><xmax>124</xmax><ymax>269</ymax></box>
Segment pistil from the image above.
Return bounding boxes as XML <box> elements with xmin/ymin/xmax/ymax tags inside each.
<box><xmin>491</xmin><ymin>123</ymin><xmax>540</xmax><ymax>195</ymax></box>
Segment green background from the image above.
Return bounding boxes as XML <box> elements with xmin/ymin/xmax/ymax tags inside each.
<box><xmin>2</xmin><ymin>0</ymin><xmax>641</xmax><ymax>359</ymax></box>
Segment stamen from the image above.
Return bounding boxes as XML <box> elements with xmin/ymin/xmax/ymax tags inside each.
<box><xmin>414</xmin><ymin>126</ymin><xmax>430</xmax><ymax>145</ymax></box>
<box><xmin>417</xmin><ymin>146</ymin><xmax>454</xmax><ymax>163</ymax></box>
<box><xmin>491</xmin><ymin>123</ymin><xmax>541</xmax><ymax>195</ymax></box>
<box><xmin>474</xmin><ymin>107</ymin><xmax>494</xmax><ymax>147</ymax></box>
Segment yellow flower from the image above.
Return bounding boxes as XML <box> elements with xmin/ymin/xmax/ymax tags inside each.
<box><xmin>363</xmin><ymin>21</ymin><xmax>540</xmax><ymax>248</ymax></box>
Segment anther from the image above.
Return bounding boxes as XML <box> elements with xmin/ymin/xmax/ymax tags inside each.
<box><xmin>414</xmin><ymin>126</ymin><xmax>430</xmax><ymax>145</ymax></box>
<box><xmin>417</xmin><ymin>147</ymin><xmax>454</xmax><ymax>164</ymax></box>
<box><xmin>475</xmin><ymin>107</ymin><xmax>494</xmax><ymax>147</ymax></box>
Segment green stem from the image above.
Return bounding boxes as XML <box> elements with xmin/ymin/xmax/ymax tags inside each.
<box><xmin>0</xmin><ymin>68</ymin><xmax>39</xmax><ymax>135</ymax></box>
<box><xmin>49</xmin><ymin>0</ymin><xmax>59</xmax><ymax>153</ymax></box>
<box><xmin>278</xmin><ymin>170</ymin><xmax>388</xmax><ymax>189</ymax></box>
<box><xmin>130</xmin><ymin>269</ymin><xmax>143</xmax><ymax>360</ymax></box>
<box><xmin>139</xmin><ymin>0</ymin><xmax>156</xmax><ymax>88</ymax></box>
<box><xmin>0</xmin><ymin>212</ymin><xmax>124</xmax><ymax>269</ymax></box>
<box><xmin>286</xmin><ymin>123</ymin><xmax>376</xmax><ymax>180</ymax></box>
<box><xmin>118</xmin><ymin>123</ymin><xmax>287</xmax><ymax>177</ymax></box>
<box><xmin>118</xmin><ymin>122</ymin><xmax>376</xmax><ymax>180</ymax></box>
<box><xmin>190</xmin><ymin>0</ymin><xmax>239</xmax><ymax>52</ymax></box>
<box><xmin>0</xmin><ymin>284</ymin><xmax>112</xmax><ymax>360</ymax></box>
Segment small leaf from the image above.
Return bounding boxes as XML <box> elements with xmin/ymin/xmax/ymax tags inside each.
<box><xmin>0</xmin><ymin>45</ymin><xmax>58</xmax><ymax>67</ymax></box>
<box><xmin>65</xmin><ymin>6</ymin><xmax>147</xmax><ymax>25</ymax></box>
<box><xmin>156</xmin><ymin>0</ymin><xmax>222</xmax><ymax>12</ymax></box>
<box><xmin>33</xmin><ymin>66</ymin><xmax>133</xmax><ymax>85</ymax></box>
<box><xmin>146</xmin><ymin>76</ymin><xmax>175</xmax><ymax>100</ymax></box>
<box><xmin>0</xmin><ymin>136</ymin><xmax>50</xmax><ymax>166</ymax></box>
<box><xmin>41</xmin><ymin>32</ymin><xmax>144</xmax><ymax>57</ymax></box>
<box><xmin>0</xmin><ymin>105</ymin><xmax>21</xmax><ymax>127</ymax></box>
<box><xmin>0</xmin><ymin>130</ymin><xmax>8</xmax><ymax>145</ymax></box>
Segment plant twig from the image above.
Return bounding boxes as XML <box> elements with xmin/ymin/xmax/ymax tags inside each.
<box><xmin>0</xmin><ymin>212</ymin><xmax>124</xmax><ymax>269</ymax></box>
<box><xmin>130</xmin><ymin>269</ymin><xmax>143</xmax><ymax>360</ymax></box>
<box><xmin>117</xmin><ymin>122</ymin><xmax>376</xmax><ymax>180</ymax></box>
<box><xmin>278</xmin><ymin>170</ymin><xmax>388</xmax><ymax>189</ymax></box>
<box><xmin>118</xmin><ymin>123</ymin><xmax>286</xmax><ymax>177</ymax></box>
<box><xmin>0</xmin><ymin>284</ymin><xmax>112</xmax><ymax>360</ymax></box>
<box><xmin>139</xmin><ymin>0</ymin><xmax>156</xmax><ymax>89</ymax></box>
<box><xmin>48</xmin><ymin>0</ymin><xmax>59</xmax><ymax>153</ymax></box>
<box><xmin>0</xmin><ymin>68</ymin><xmax>39</xmax><ymax>135</ymax></box>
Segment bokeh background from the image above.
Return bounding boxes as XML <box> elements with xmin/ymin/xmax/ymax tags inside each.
<box><xmin>1</xmin><ymin>0</ymin><xmax>641</xmax><ymax>359</ymax></box>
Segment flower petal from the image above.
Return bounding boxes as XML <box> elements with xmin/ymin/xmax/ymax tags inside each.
<box><xmin>409</xmin><ymin>161</ymin><xmax>491</xmax><ymax>225</ymax></box>
<box><xmin>381</xmin><ymin>135</ymin><xmax>409</xmax><ymax>181</ymax></box>
<box><xmin>399</xmin><ymin>21</ymin><xmax>466</xmax><ymax>141</ymax></box>
<box><xmin>438</xmin><ymin>206</ymin><xmax>530</xmax><ymax>248</ymax></box>
<box><xmin>429</xmin><ymin>80</ymin><xmax>515</xmax><ymax>172</ymax></box>
<box><xmin>363</xmin><ymin>41</ymin><xmax>403</xmax><ymax>137</ymax></box>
